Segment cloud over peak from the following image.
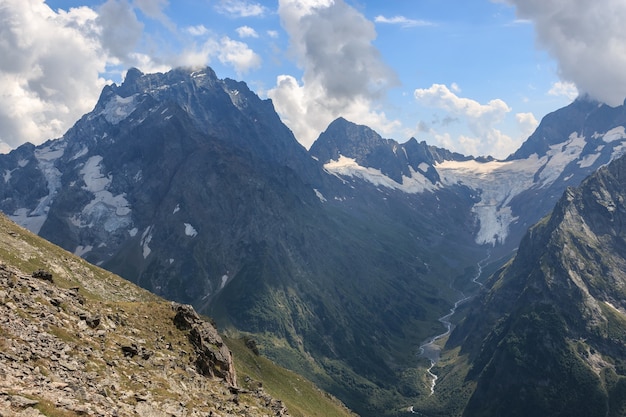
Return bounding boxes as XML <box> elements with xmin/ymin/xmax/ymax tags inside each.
<box><xmin>503</xmin><ymin>0</ymin><xmax>626</xmax><ymax>106</ymax></box>
<box><xmin>269</xmin><ymin>0</ymin><xmax>400</xmax><ymax>148</ymax></box>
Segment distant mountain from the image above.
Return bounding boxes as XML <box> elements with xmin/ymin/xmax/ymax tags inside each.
<box><xmin>2</xmin><ymin>66</ymin><xmax>626</xmax><ymax>416</ymax></box>
<box><xmin>425</xmin><ymin>154</ymin><xmax>626</xmax><ymax>417</ymax></box>
<box><xmin>315</xmin><ymin>98</ymin><xmax>626</xmax><ymax>254</ymax></box>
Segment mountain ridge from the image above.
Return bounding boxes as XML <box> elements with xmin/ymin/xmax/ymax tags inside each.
<box><xmin>2</xmin><ymin>66</ymin><xmax>626</xmax><ymax>416</ymax></box>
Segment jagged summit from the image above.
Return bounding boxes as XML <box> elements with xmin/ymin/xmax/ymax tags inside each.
<box><xmin>509</xmin><ymin>96</ymin><xmax>626</xmax><ymax>161</ymax></box>
<box><xmin>310</xmin><ymin>117</ymin><xmax>469</xmax><ymax>185</ymax></box>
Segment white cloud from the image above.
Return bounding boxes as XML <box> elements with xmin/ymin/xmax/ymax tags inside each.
<box><xmin>97</xmin><ymin>0</ymin><xmax>144</xmax><ymax>62</ymax></box>
<box><xmin>268</xmin><ymin>0</ymin><xmax>400</xmax><ymax>148</ymax></box>
<box><xmin>236</xmin><ymin>26</ymin><xmax>259</xmax><ymax>38</ymax></box>
<box><xmin>414</xmin><ymin>84</ymin><xmax>520</xmax><ymax>158</ymax></box>
<box><xmin>186</xmin><ymin>25</ymin><xmax>209</xmax><ymax>36</ymax></box>
<box><xmin>548</xmin><ymin>81</ymin><xmax>578</xmax><ymax>101</ymax></box>
<box><xmin>414</xmin><ymin>84</ymin><xmax>511</xmax><ymax>128</ymax></box>
<box><xmin>215</xmin><ymin>0</ymin><xmax>267</xmax><ymax>17</ymax></box>
<box><xmin>0</xmin><ymin>1</ymin><xmax>108</xmax><ymax>149</ymax></box>
<box><xmin>516</xmin><ymin>112</ymin><xmax>539</xmax><ymax>140</ymax></box>
<box><xmin>175</xmin><ymin>36</ymin><xmax>260</xmax><ymax>75</ymax></box>
<box><xmin>132</xmin><ymin>0</ymin><xmax>175</xmax><ymax>31</ymax></box>
<box><xmin>502</xmin><ymin>0</ymin><xmax>626</xmax><ymax>106</ymax></box>
<box><xmin>217</xmin><ymin>37</ymin><xmax>262</xmax><ymax>75</ymax></box>
<box><xmin>267</xmin><ymin>30</ymin><xmax>279</xmax><ymax>38</ymax></box>
<box><xmin>374</xmin><ymin>15</ymin><xmax>434</xmax><ymax>28</ymax></box>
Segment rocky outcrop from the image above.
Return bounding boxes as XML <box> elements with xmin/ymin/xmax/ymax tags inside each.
<box><xmin>173</xmin><ymin>303</ymin><xmax>237</xmax><ymax>386</ymax></box>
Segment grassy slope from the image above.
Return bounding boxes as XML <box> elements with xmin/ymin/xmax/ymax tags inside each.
<box><xmin>0</xmin><ymin>213</ymin><xmax>357</xmax><ymax>417</ymax></box>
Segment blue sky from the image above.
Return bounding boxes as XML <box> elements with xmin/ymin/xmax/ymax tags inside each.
<box><xmin>2</xmin><ymin>1</ymin><xmax>625</xmax><ymax>158</ymax></box>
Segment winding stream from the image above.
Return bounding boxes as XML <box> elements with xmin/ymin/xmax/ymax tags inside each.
<box><xmin>417</xmin><ymin>254</ymin><xmax>488</xmax><ymax>396</ymax></box>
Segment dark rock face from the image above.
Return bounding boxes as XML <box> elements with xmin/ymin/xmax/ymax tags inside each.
<box><xmin>173</xmin><ymin>303</ymin><xmax>237</xmax><ymax>386</ymax></box>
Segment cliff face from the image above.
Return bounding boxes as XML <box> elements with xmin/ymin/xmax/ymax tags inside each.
<box><xmin>432</xmin><ymin>154</ymin><xmax>626</xmax><ymax>417</ymax></box>
<box><xmin>0</xmin><ymin>213</ymin><xmax>292</xmax><ymax>417</ymax></box>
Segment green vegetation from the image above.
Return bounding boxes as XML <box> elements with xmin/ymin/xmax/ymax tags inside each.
<box><xmin>226</xmin><ymin>336</ymin><xmax>357</xmax><ymax>417</ymax></box>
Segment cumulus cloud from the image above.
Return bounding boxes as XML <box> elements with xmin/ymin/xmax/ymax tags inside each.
<box><xmin>548</xmin><ymin>81</ymin><xmax>578</xmax><ymax>101</ymax></box>
<box><xmin>414</xmin><ymin>84</ymin><xmax>511</xmax><ymax>129</ymax></box>
<box><xmin>502</xmin><ymin>0</ymin><xmax>626</xmax><ymax>106</ymax></box>
<box><xmin>236</xmin><ymin>26</ymin><xmax>259</xmax><ymax>38</ymax></box>
<box><xmin>216</xmin><ymin>37</ymin><xmax>261</xmax><ymax>74</ymax></box>
<box><xmin>215</xmin><ymin>0</ymin><xmax>267</xmax><ymax>17</ymax></box>
<box><xmin>97</xmin><ymin>0</ymin><xmax>144</xmax><ymax>62</ymax></box>
<box><xmin>268</xmin><ymin>0</ymin><xmax>400</xmax><ymax>148</ymax></box>
<box><xmin>133</xmin><ymin>0</ymin><xmax>175</xmax><ymax>31</ymax></box>
<box><xmin>414</xmin><ymin>84</ymin><xmax>520</xmax><ymax>157</ymax></box>
<box><xmin>186</xmin><ymin>24</ymin><xmax>209</xmax><ymax>36</ymax></box>
<box><xmin>516</xmin><ymin>112</ymin><xmax>539</xmax><ymax>141</ymax></box>
<box><xmin>374</xmin><ymin>15</ymin><xmax>434</xmax><ymax>28</ymax></box>
<box><xmin>0</xmin><ymin>0</ymin><xmax>108</xmax><ymax>149</ymax></box>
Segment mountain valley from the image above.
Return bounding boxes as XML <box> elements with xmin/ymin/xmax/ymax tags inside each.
<box><xmin>2</xmin><ymin>66</ymin><xmax>626</xmax><ymax>416</ymax></box>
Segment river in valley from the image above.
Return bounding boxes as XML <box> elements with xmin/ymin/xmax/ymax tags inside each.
<box><xmin>417</xmin><ymin>254</ymin><xmax>488</xmax><ymax>396</ymax></box>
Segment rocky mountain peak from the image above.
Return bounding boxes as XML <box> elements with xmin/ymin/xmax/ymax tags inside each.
<box><xmin>310</xmin><ymin>117</ymin><xmax>387</xmax><ymax>164</ymax></box>
<box><xmin>509</xmin><ymin>96</ymin><xmax>626</xmax><ymax>161</ymax></box>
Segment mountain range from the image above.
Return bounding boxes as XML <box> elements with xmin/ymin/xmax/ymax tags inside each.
<box><xmin>1</xmin><ymin>66</ymin><xmax>626</xmax><ymax>416</ymax></box>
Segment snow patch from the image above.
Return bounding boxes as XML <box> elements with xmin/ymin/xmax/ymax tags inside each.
<box><xmin>220</xmin><ymin>274</ymin><xmax>229</xmax><ymax>290</ymax></box>
<box><xmin>101</xmin><ymin>94</ymin><xmax>138</xmax><ymax>124</ymax></box>
<box><xmin>418</xmin><ymin>162</ymin><xmax>430</xmax><ymax>172</ymax></box>
<box><xmin>184</xmin><ymin>223</ymin><xmax>198</xmax><ymax>237</ymax></box>
<box><xmin>141</xmin><ymin>226</ymin><xmax>153</xmax><ymax>259</ymax></box>
<box><xmin>578</xmin><ymin>152</ymin><xmax>601</xmax><ymax>168</ymax></box>
<box><xmin>602</xmin><ymin>126</ymin><xmax>626</xmax><ymax>143</ymax></box>
<box><xmin>314</xmin><ymin>189</ymin><xmax>327</xmax><ymax>202</ymax></box>
<box><xmin>71</xmin><ymin>146</ymin><xmax>89</xmax><ymax>161</ymax></box>
<box><xmin>611</xmin><ymin>142</ymin><xmax>626</xmax><ymax>161</ymax></box>
<box><xmin>324</xmin><ymin>156</ymin><xmax>438</xmax><ymax>193</ymax></box>
<box><xmin>9</xmin><ymin>208</ymin><xmax>47</xmax><ymax>235</ymax></box>
<box><xmin>173</xmin><ymin>204</ymin><xmax>180</xmax><ymax>214</ymax></box>
<box><xmin>11</xmin><ymin>142</ymin><xmax>67</xmax><ymax>234</ymax></box>
<box><xmin>74</xmin><ymin>245</ymin><xmax>93</xmax><ymax>257</ymax></box>
<box><xmin>537</xmin><ymin>132</ymin><xmax>586</xmax><ymax>187</ymax></box>
<box><xmin>72</xmin><ymin>155</ymin><xmax>132</xmax><ymax>232</ymax></box>
<box><xmin>129</xmin><ymin>228</ymin><xmax>138</xmax><ymax>237</ymax></box>
<box><xmin>227</xmin><ymin>89</ymin><xmax>245</xmax><ymax>109</ymax></box>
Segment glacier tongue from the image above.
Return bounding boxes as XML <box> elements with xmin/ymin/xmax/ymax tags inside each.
<box><xmin>436</xmin><ymin>158</ymin><xmax>541</xmax><ymax>246</ymax></box>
